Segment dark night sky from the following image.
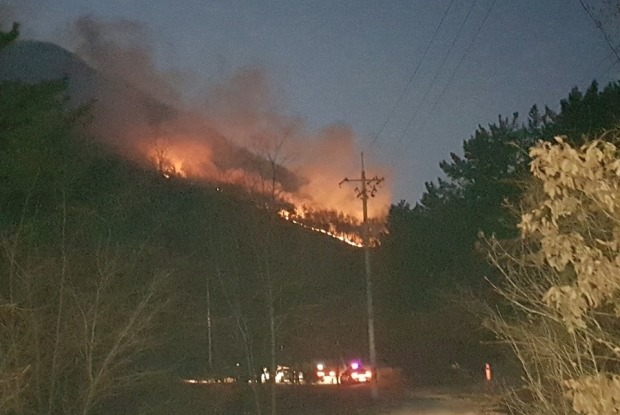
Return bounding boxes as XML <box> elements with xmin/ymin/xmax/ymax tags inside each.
<box><xmin>3</xmin><ymin>0</ymin><xmax>619</xmax><ymax>207</ymax></box>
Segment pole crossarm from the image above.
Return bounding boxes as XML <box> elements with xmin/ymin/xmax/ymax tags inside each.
<box><xmin>338</xmin><ymin>157</ymin><xmax>384</xmax><ymax>201</ymax></box>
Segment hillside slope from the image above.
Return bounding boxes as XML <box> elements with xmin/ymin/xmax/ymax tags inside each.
<box><xmin>0</xmin><ymin>40</ymin><xmax>369</xmax><ymax>377</ymax></box>
<box><xmin>0</xmin><ymin>40</ymin><xmax>302</xmax><ymax>192</ymax></box>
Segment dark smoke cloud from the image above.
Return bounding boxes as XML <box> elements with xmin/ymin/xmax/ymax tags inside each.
<box><xmin>69</xmin><ymin>15</ymin><xmax>182</xmax><ymax>107</ymax></box>
<box><xmin>68</xmin><ymin>15</ymin><xmax>392</xmax><ymax>215</ymax></box>
<box><xmin>0</xmin><ymin>13</ymin><xmax>391</xmax><ymax>216</ymax></box>
<box><xmin>204</xmin><ymin>67</ymin><xmax>303</xmax><ymax>157</ymax></box>
<box><xmin>0</xmin><ymin>3</ymin><xmax>16</xmax><ymax>27</ymax></box>
<box><xmin>60</xmin><ymin>16</ymin><xmax>307</xmax><ymax>194</ymax></box>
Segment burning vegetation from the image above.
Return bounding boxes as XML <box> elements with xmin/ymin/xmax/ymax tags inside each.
<box><xmin>277</xmin><ymin>207</ymin><xmax>385</xmax><ymax>247</ymax></box>
<box><xmin>5</xmin><ymin>16</ymin><xmax>392</xmax><ymax>246</ymax></box>
<box><xmin>149</xmin><ymin>139</ymin><xmax>386</xmax><ymax>247</ymax></box>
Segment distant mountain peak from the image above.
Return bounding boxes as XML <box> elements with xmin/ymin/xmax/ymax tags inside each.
<box><xmin>0</xmin><ymin>40</ymin><xmax>96</xmax><ymax>85</ymax></box>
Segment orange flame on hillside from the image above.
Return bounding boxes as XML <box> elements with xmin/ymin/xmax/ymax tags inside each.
<box><xmin>138</xmin><ymin>130</ymin><xmax>389</xmax><ymax>247</ymax></box>
<box><xmin>277</xmin><ymin>207</ymin><xmax>384</xmax><ymax>248</ymax></box>
<box><xmin>278</xmin><ymin>208</ymin><xmax>363</xmax><ymax>247</ymax></box>
<box><xmin>63</xmin><ymin>21</ymin><xmax>392</xmax><ymax>247</ymax></box>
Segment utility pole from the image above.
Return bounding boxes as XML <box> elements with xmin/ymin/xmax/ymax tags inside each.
<box><xmin>206</xmin><ymin>275</ymin><xmax>213</xmax><ymax>372</ymax></box>
<box><xmin>340</xmin><ymin>152</ymin><xmax>384</xmax><ymax>400</ymax></box>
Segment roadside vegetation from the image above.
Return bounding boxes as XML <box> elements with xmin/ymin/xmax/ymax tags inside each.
<box><xmin>484</xmin><ymin>133</ymin><xmax>620</xmax><ymax>414</ymax></box>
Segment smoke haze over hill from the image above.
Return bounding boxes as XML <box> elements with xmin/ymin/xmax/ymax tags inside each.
<box><xmin>0</xmin><ymin>15</ymin><xmax>392</xmax><ymax>218</ymax></box>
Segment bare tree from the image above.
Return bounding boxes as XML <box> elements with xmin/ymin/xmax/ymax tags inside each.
<box><xmin>152</xmin><ymin>138</ymin><xmax>183</xmax><ymax>178</ymax></box>
<box><xmin>250</xmin><ymin>121</ymin><xmax>299</xmax><ymax>203</ymax></box>
<box><xmin>215</xmin><ymin>261</ymin><xmax>263</xmax><ymax>415</ymax></box>
<box><xmin>0</xmin><ymin>225</ymin><xmax>171</xmax><ymax>415</ymax></box>
<box><xmin>71</xmin><ymin>245</ymin><xmax>170</xmax><ymax>415</ymax></box>
<box><xmin>212</xmin><ymin>197</ymin><xmax>314</xmax><ymax>415</ymax></box>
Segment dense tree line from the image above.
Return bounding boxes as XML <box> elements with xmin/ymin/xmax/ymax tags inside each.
<box><xmin>376</xmin><ymin>79</ymin><xmax>620</xmax><ymax>382</ymax></box>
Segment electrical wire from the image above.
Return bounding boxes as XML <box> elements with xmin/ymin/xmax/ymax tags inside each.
<box><xmin>367</xmin><ymin>0</ymin><xmax>457</xmax><ymax>148</ymax></box>
<box><xmin>415</xmin><ymin>0</ymin><xmax>496</xmax><ymax>141</ymax></box>
<box><xmin>394</xmin><ymin>0</ymin><xmax>477</xmax><ymax>150</ymax></box>
<box><xmin>397</xmin><ymin>0</ymin><xmax>495</xmax><ymax>192</ymax></box>
<box><xmin>578</xmin><ymin>0</ymin><xmax>620</xmax><ymax>65</ymax></box>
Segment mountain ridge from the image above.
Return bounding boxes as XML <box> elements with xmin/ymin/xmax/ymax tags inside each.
<box><xmin>0</xmin><ymin>39</ymin><xmax>304</xmax><ymax>193</ymax></box>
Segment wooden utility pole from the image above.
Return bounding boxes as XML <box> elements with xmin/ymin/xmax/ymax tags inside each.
<box><xmin>206</xmin><ymin>275</ymin><xmax>213</xmax><ymax>372</ymax></box>
<box><xmin>340</xmin><ymin>152</ymin><xmax>384</xmax><ymax>399</ymax></box>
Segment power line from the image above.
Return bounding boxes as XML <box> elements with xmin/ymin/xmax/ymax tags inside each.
<box><xmin>578</xmin><ymin>0</ymin><xmax>620</xmax><ymax>65</ymax></box>
<box><xmin>368</xmin><ymin>0</ymin><xmax>457</xmax><ymax>148</ymax></box>
<box><xmin>394</xmin><ymin>0</ymin><xmax>477</xmax><ymax>150</ymax></box>
<box><xmin>416</xmin><ymin>0</ymin><xmax>496</xmax><ymax>139</ymax></box>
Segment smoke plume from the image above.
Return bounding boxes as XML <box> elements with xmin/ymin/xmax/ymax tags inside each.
<box><xmin>62</xmin><ymin>16</ymin><xmax>393</xmax><ymax>218</ymax></box>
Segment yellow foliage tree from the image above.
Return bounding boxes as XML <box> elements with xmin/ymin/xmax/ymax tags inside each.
<box><xmin>486</xmin><ymin>130</ymin><xmax>620</xmax><ymax>414</ymax></box>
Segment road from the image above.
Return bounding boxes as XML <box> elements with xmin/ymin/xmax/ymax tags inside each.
<box><xmin>383</xmin><ymin>389</ymin><xmax>499</xmax><ymax>415</ymax></box>
<box><xmin>271</xmin><ymin>382</ymin><xmax>501</xmax><ymax>415</ymax></box>
<box><xmin>122</xmin><ymin>379</ymin><xmax>502</xmax><ymax>414</ymax></box>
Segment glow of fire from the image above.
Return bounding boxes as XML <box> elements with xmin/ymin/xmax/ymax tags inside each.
<box><xmin>142</xmin><ymin>140</ymin><xmax>386</xmax><ymax>248</ymax></box>
<box><xmin>277</xmin><ymin>209</ymin><xmax>363</xmax><ymax>248</ymax></box>
<box><xmin>147</xmin><ymin>147</ymin><xmax>188</xmax><ymax>178</ymax></box>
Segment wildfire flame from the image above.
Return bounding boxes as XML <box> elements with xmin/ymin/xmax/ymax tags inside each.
<box><xmin>152</xmin><ymin>151</ymin><xmax>187</xmax><ymax>179</ymax></box>
<box><xmin>137</xmin><ymin>130</ymin><xmax>389</xmax><ymax>248</ymax></box>
<box><xmin>61</xmin><ymin>22</ymin><xmax>392</xmax><ymax>249</ymax></box>
<box><xmin>277</xmin><ymin>209</ymin><xmax>363</xmax><ymax>248</ymax></box>
<box><xmin>277</xmin><ymin>206</ymin><xmax>385</xmax><ymax>248</ymax></box>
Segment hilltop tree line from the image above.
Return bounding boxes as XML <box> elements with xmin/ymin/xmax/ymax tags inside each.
<box><xmin>375</xmin><ymin>76</ymin><xmax>620</xmax><ymax>384</ymax></box>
